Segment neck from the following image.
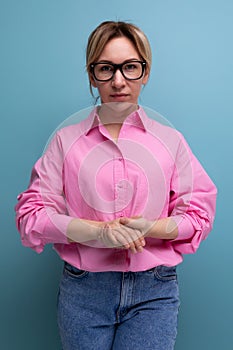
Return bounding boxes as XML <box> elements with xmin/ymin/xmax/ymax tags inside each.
<box><xmin>97</xmin><ymin>102</ymin><xmax>138</xmax><ymax>140</ymax></box>
<box><xmin>98</xmin><ymin>102</ymin><xmax>138</xmax><ymax>126</ymax></box>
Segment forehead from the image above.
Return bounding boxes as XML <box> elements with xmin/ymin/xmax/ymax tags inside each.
<box><xmin>97</xmin><ymin>36</ymin><xmax>140</xmax><ymax>63</ymax></box>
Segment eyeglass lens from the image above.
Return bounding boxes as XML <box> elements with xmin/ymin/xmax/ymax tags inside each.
<box><xmin>93</xmin><ymin>61</ymin><xmax>144</xmax><ymax>81</ymax></box>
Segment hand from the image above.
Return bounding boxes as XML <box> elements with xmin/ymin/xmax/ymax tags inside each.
<box><xmin>119</xmin><ymin>217</ymin><xmax>154</xmax><ymax>237</ymax></box>
<box><xmin>98</xmin><ymin>219</ymin><xmax>146</xmax><ymax>253</ymax></box>
<box><xmin>120</xmin><ymin>216</ymin><xmax>179</xmax><ymax>240</ymax></box>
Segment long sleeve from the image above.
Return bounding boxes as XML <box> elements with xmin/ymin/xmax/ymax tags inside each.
<box><xmin>169</xmin><ymin>133</ymin><xmax>217</xmax><ymax>254</ymax></box>
<box><xmin>15</xmin><ymin>132</ymin><xmax>74</xmax><ymax>253</ymax></box>
<box><xmin>15</xmin><ymin>109</ymin><xmax>218</xmax><ymax>271</ymax></box>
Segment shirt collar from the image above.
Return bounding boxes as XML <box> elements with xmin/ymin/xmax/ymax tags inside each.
<box><xmin>84</xmin><ymin>105</ymin><xmax>148</xmax><ymax>136</ymax></box>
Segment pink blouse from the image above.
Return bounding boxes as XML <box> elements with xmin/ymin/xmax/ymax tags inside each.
<box><xmin>15</xmin><ymin>107</ymin><xmax>217</xmax><ymax>271</ymax></box>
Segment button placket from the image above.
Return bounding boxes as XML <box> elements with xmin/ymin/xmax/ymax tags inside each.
<box><xmin>113</xmin><ymin>149</ymin><xmax>126</xmax><ymax>217</ymax></box>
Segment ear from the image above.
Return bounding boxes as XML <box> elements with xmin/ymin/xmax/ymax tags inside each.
<box><xmin>89</xmin><ymin>73</ymin><xmax>98</xmax><ymax>88</ymax></box>
<box><xmin>142</xmin><ymin>71</ymin><xmax>149</xmax><ymax>85</ymax></box>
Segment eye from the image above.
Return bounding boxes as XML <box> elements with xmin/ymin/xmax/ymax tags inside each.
<box><xmin>124</xmin><ymin>63</ymin><xmax>138</xmax><ymax>71</ymax></box>
<box><xmin>99</xmin><ymin>64</ymin><xmax>114</xmax><ymax>72</ymax></box>
<box><xmin>125</xmin><ymin>64</ymin><xmax>136</xmax><ymax>71</ymax></box>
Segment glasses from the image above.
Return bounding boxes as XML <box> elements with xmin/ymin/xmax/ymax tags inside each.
<box><xmin>90</xmin><ymin>60</ymin><xmax>146</xmax><ymax>82</ymax></box>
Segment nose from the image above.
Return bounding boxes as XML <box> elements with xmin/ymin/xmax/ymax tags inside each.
<box><xmin>111</xmin><ymin>69</ymin><xmax>126</xmax><ymax>88</ymax></box>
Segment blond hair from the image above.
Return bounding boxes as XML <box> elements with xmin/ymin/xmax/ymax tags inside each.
<box><xmin>86</xmin><ymin>21</ymin><xmax>152</xmax><ymax>96</ymax></box>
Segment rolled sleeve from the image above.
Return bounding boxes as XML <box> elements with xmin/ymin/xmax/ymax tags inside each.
<box><xmin>15</xmin><ymin>132</ymin><xmax>74</xmax><ymax>253</ymax></box>
<box><xmin>169</xmin><ymin>133</ymin><xmax>217</xmax><ymax>254</ymax></box>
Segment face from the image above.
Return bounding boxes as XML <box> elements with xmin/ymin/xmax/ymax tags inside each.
<box><xmin>90</xmin><ymin>37</ymin><xmax>149</xmax><ymax>105</ymax></box>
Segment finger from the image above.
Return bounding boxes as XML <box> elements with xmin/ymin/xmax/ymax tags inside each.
<box><xmin>122</xmin><ymin>228</ymin><xmax>144</xmax><ymax>253</ymax></box>
<box><xmin>102</xmin><ymin>224</ymin><xmax>146</xmax><ymax>252</ymax></box>
<box><xmin>119</xmin><ymin>215</ymin><xmax>142</xmax><ymax>225</ymax></box>
<box><xmin>110</xmin><ymin>227</ymin><xmax>132</xmax><ymax>249</ymax></box>
<box><xmin>102</xmin><ymin>226</ymin><xmax>124</xmax><ymax>248</ymax></box>
<box><xmin>119</xmin><ymin>217</ymin><xmax>130</xmax><ymax>225</ymax></box>
<box><xmin>113</xmin><ymin>224</ymin><xmax>146</xmax><ymax>253</ymax></box>
<box><xmin>100</xmin><ymin>224</ymin><xmax>134</xmax><ymax>249</ymax></box>
<box><xmin>114</xmin><ymin>225</ymin><xmax>133</xmax><ymax>246</ymax></box>
<box><xmin>139</xmin><ymin>236</ymin><xmax>146</xmax><ymax>246</ymax></box>
<box><xmin>132</xmin><ymin>237</ymin><xmax>145</xmax><ymax>253</ymax></box>
<box><xmin>129</xmin><ymin>231</ymin><xmax>146</xmax><ymax>253</ymax></box>
<box><xmin>119</xmin><ymin>217</ymin><xmax>144</xmax><ymax>231</ymax></box>
<box><xmin>112</xmin><ymin>227</ymin><xmax>137</xmax><ymax>251</ymax></box>
<box><xmin>121</xmin><ymin>225</ymin><xmax>142</xmax><ymax>239</ymax></box>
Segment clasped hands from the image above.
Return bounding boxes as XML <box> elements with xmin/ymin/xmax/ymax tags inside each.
<box><xmin>98</xmin><ymin>217</ymin><xmax>153</xmax><ymax>254</ymax></box>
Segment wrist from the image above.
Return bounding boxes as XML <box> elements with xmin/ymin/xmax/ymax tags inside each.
<box><xmin>91</xmin><ymin>221</ymin><xmax>105</xmax><ymax>240</ymax></box>
<box><xmin>146</xmin><ymin>218</ymin><xmax>178</xmax><ymax>240</ymax></box>
<box><xmin>67</xmin><ymin>218</ymin><xmax>105</xmax><ymax>243</ymax></box>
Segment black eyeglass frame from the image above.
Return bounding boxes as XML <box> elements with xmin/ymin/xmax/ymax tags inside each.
<box><xmin>90</xmin><ymin>60</ymin><xmax>147</xmax><ymax>82</ymax></box>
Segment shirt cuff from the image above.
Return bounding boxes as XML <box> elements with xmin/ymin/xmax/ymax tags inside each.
<box><xmin>171</xmin><ymin>215</ymin><xmax>195</xmax><ymax>241</ymax></box>
<box><xmin>41</xmin><ymin>212</ymin><xmax>75</xmax><ymax>245</ymax></box>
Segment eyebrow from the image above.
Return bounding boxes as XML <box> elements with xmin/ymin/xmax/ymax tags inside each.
<box><xmin>96</xmin><ymin>58</ymin><xmax>141</xmax><ymax>64</ymax></box>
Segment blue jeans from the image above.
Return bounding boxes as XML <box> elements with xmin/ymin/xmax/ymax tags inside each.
<box><xmin>57</xmin><ymin>263</ymin><xmax>180</xmax><ymax>350</ymax></box>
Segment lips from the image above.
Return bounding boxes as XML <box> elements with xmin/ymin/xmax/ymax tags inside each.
<box><xmin>110</xmin><ymin>93</ymin><xmax>129</xmax><ymax>100</ymax></box>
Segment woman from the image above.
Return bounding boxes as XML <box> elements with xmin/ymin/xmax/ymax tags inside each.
<box><xmin>15</xmin><ymin>21</ymin><xmax>217</xmax><ymax>349</ymax></box>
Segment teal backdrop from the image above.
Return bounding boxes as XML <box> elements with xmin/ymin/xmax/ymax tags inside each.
<box><xmin>1</xmin><ymin>1</ymin><xmax>232</xmax><ymax>349</ymax></box>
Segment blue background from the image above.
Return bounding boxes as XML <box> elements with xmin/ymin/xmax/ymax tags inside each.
<box><xmin>1</xmin><ymin>0</ymin><xmax>232</xmax><ymax>349</ymax></box>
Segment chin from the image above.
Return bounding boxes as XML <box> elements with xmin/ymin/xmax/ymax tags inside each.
<box><xmin>102</xmin><ymin>101</ymin><xmax>137</xmax><ymax>112</ymax></box>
